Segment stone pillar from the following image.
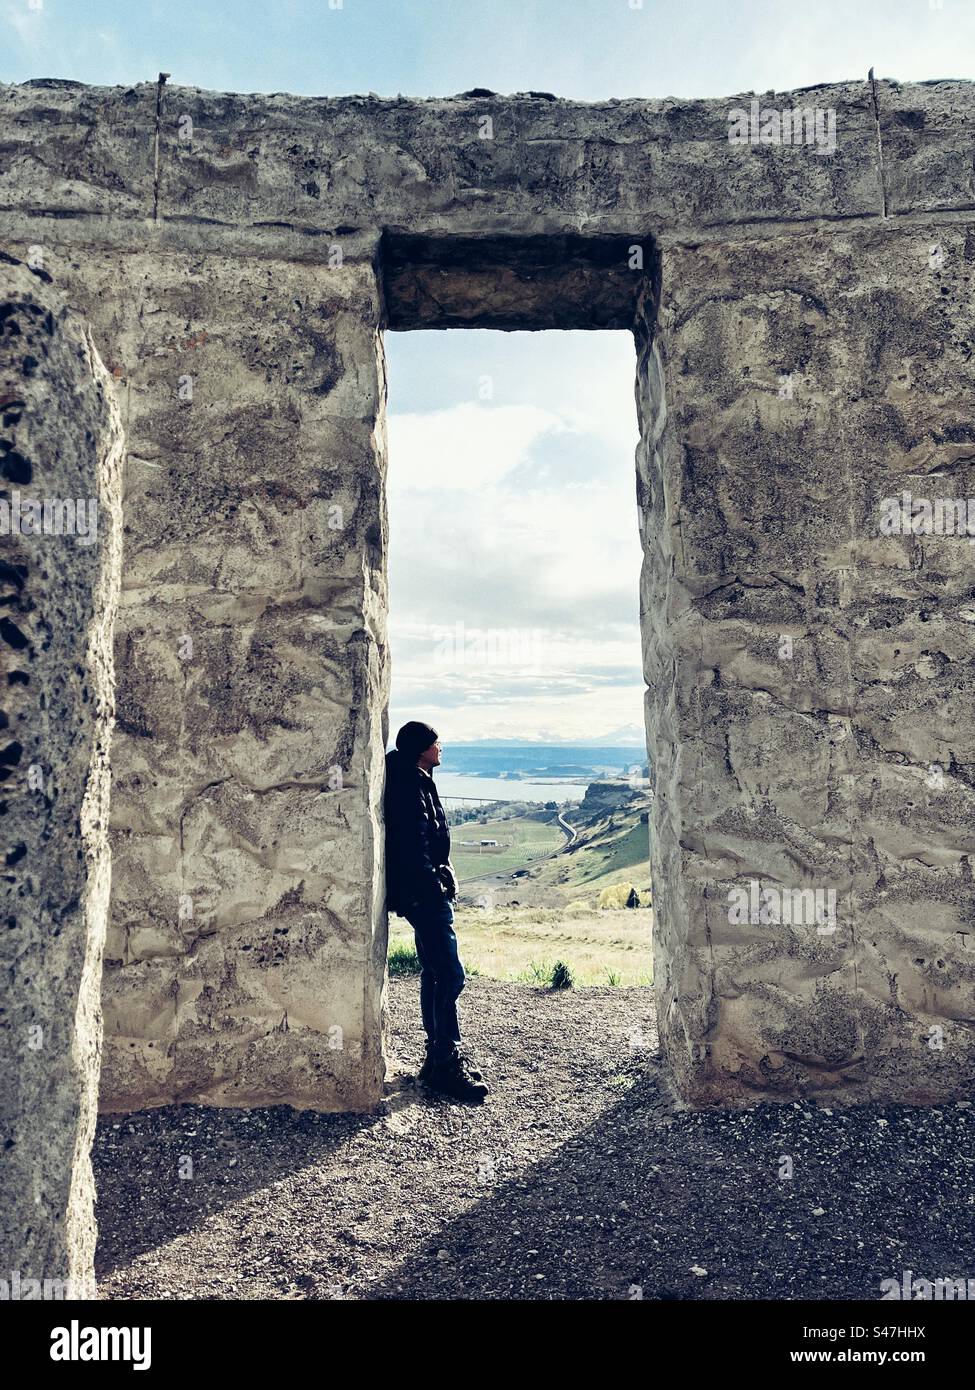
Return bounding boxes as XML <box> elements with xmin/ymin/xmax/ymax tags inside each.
<box><xmin>644</xmin><ymin>225</ymin><xmax>975</xmax><ymax>1104</ymax></box>
<box><xmin>92</xmin><ymin>246</ymin><xmax>390</xmax><ymax>1111</ymax></box>
<box><xmin>0</xmin><ymin>256</ymin><xmax>123</xmax><ymax>1294</ymax></box>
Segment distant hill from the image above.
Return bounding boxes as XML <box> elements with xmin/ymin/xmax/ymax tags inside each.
<box><xmin>440</xmin><ymin>743</ymin><xmax>646</xmax><ymax>781</ymax></box>
<box><xmin>457</xmin><ymin>779</ymin><xmax>653</xmax><ymax>909</ymax></box>
<box><xmin>576</xmin><ymin>780</ymin><xmax>650</xmax><ymax>824</ymax></box>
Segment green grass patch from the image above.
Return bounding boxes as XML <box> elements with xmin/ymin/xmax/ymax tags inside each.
<box><xmin>512</xmin><ymin>958</ymin><xmax>575</xmax><ymax>989</ymax></box>
<box><xmin>387</xmin><ymin>941</ymin><xmax>421</xmax><ymax>976</ymax></box>
<box><xmin>550</xmin><ymin>960</ymin><xmax>574</xmax><ymax>990</ymax></box>
<box><xmin>564</xmin><ymin>821</ymin><xmax>650</xmax><ymax>887</ymax></box>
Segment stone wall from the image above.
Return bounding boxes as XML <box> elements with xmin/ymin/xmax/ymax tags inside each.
<box><xmin>1</xmin><ymin>75</ymin><xmax>973</xmax><ymax>1115</ymax></box>
<box><xmin>0</xmin><ymin>256</ymin><xmax>123</xmax><ymax>1293</ymax></box>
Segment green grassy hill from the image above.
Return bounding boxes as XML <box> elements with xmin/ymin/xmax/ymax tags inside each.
<box><xmin>523</xmin><ymin>804</ymin><xmax>652</xmax><ymax>906</ymax></box>
<box><xmin>448</xmin><ymin>787</ymin><xmax>652</xmax><ymax>907</ymax></box>
<box><xmin>390</xmin><ymin>787</ymin><xmax>655</xmax><ymax>987</ymax></box>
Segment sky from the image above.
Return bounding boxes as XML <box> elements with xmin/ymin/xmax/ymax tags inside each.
<box><xmin>386</xmin><ymin>330</ymin><xmax>643</xmax><ymax>744</ymax></box>
<box><xmin>2</xmin><ymin>0</ymin><xmax>970</xmax><ymax>743</ymax></box>
<box><xmin>2</xmin><ymin>0</ymin><xmax>969</xmax><ymax>100</ymax></box>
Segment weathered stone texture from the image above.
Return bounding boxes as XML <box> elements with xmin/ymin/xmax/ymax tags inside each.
<box><xmin>0</xmin><ymin>255</ymin><xmax>123</xmax><ymax>1292</ymax></box>
<box><xmin>1</xmin><ymin>74</ymin><xmax>974</xmax><ymax>1122</ymax></box>
<box><xmin>650</xmin><ymin>223</ymin><xmax>975</xmax><ymax>1102</ymax></box>
<box><xmin>57</xmin><ymin>249</ymin><xmax>390</xmax><ymax>1111</ymax></box>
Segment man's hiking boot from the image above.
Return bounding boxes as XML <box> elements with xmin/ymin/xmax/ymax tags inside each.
<box><xmin>417</xmin><ymin>1042</ymin><xmax>484</xmax><ymax>1083</ymax></box>
<box><xmin>424</xmin><ymin>1051</ymin><xmax>489</xmax><ymax>1103</ymax></box>
<box><xmin>455</xmin><ymin>1048</ymin><xmax>484</xmax><ymax>1080</ymax></box>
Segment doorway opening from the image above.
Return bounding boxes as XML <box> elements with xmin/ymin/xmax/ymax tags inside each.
<box><xmin>380</xmin><ymin>231</ymin><xmax>660</xmax><ymax>1003</ymax></box>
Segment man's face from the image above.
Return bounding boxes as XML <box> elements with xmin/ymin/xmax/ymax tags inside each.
<box><xmin>418</xmin><ymin>738</ymin><xmax>441</xmax><ymax>771</ymax></box>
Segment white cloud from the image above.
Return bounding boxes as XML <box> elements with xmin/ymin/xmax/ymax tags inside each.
<box><xmin>388</xmin><ymin>463</ymin><xmax>642</xmax><ymax>632</ymax></box>
<box><xmin>385</xmin><ymin>331</ymin><xmax>645</xmax><ymax>742</ymax></box>
<box><xmin>390</xmin><ymin>682</ymin><xmax>646</xmax><ymax>745</ymax></box>
<box><xmin>388</xmin><ymin>401</ymin><xmax>568</xmax><ymax>493</ymax></box>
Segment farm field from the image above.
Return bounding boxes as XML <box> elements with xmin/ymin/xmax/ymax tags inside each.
<box><xmin>450</xmin><ymin>815</ymin><xmax>565</xmax><ymax>880</ymax></box>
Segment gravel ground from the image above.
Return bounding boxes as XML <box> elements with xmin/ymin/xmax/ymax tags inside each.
<box><xmin>93</xmin><ymin>976</ymin><xmax>975</xmax><ymax>1301</ymax></box>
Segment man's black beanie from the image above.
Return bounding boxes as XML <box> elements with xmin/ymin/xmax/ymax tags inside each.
<box><xmin>395</xmin><ymin>720</ymin><xmax>439</xmax><ymax>762</ymax></box>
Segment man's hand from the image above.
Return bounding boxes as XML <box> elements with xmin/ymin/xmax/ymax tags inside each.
<box><xmin>439</xmin><ymin>862</ymin><xmax>459</xmax><ymax>900</ymax></box>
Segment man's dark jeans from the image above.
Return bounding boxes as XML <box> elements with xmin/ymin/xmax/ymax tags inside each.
<box><xmin>403</xmin><ymin>894</ymin><xmax>465</xmax><ymax>1059</ymax></box>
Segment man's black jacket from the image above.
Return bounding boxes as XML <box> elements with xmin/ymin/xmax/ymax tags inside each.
<box><xmin>384</xmin><ymin>748</ymin><xmax>455</xmax><ymax>916</ymax></box>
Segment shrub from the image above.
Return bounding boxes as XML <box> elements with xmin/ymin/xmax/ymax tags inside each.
<box><xmin>598</xmin><ymin>881</ymin><xmax>639</xmax><ymax>910</ymax></box>
<box><xmin>388</xmin><ymin>942</ymin><xmax>421</xmax><ymax>976</ymax></box>
<box><xmin>550</xmin><ymin>960</ymin><xmax>574</xmax><ymax>990</ymax></box>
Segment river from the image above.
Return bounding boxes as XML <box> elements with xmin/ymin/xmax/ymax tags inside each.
<box><xmin>434</xmin><ymin>772</ymin><xmax>590</xmax><ymax>803</ymax></box>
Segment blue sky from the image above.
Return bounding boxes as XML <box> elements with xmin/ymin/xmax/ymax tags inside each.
<box><xmin>3</xmin><ymin>0</ymin><xmax>970</xmax><ymax>742</ymax></box>
<box><xmin>2</xmin><ymin>0</ymin><xmax>970</xmax><ymax>99</ymax></box>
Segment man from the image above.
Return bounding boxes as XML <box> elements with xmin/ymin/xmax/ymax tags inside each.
<box><xmin>384</xmin><ymin>721</ymin><xmax>488</xmax><ymax>1103</ymax></box>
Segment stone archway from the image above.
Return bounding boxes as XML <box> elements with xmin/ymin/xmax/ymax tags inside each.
<box><xmin>381</xmin><ymin>222</ymin><xmax>975</xmax><ymax>1106</ymax></box>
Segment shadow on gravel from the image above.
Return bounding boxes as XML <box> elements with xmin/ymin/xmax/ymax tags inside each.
<box><xmin>91</xmin><ymin>974</ymin><xmax>975</xmax><ymax>1301</ymax></box>
<box><xmin>92</xmin><ymin>1100</ymin><xmax>396</xmax><ymax>1278</ymax></box>
<box><xmin>362</xmin><ymin>1074</ymin><xmax>975</xmax><ymax>1301</ymax></box>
